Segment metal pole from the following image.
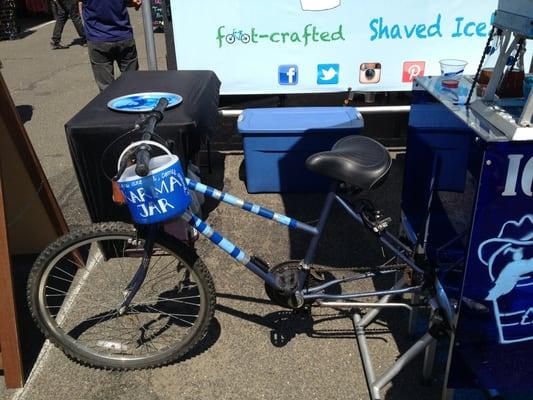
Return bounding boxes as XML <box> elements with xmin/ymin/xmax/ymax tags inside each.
<box><xmin>141</xmin><ymin>0</ymin><xmax>158</xmax><ymax>70</ymax></box>
<box><xmin>219</xmin><ymin>105</ymin><xmax>411</xmax><ymax>118</ymax></box>
<box><xmin>359</xmin><ymin>277</ymin><xmax>406</xmax><ymax>327</ymax></box>
<box><xmin>353</xmin><ymin>312</ymin><xmax>380</xmax><ymax>400</ymax></box>
<box><xmin>373</xmin><ymin>332</ymin><xmax>436</xmax><ymax>391</ymax></box>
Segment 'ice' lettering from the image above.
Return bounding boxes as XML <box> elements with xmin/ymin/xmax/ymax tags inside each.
<box><xmin>502</xmin><ymin>155</ymin><xmax>533</xmax><ymax>197</ymax></box>
<box><xmin>452</xmin><ymin>17</ymin><xmax>488</xmax><ymax>38</ymax></box>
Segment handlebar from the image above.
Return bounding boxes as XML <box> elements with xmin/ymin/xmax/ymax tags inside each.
<box><xmin>134</xmin><ymin>97</ymin><xmax>168</xmax><ymax>177</ymax></box>
<box><xmin>134</xmin><ymin>146</ymin><xmax>152</xmax><ymax>177</ymax></box>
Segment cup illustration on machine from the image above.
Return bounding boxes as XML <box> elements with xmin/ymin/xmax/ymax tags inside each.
<box><xmin>300</xmin><ymin>0</ymin><xmax>340</xmax><ymax>11</ymax></box>
<box><xmin>478</xmin><ymin>215</ymin><xmax>533</xmax><ymax>344</ymax></box>
<box><xmin>359</xmin><ymin>63</ymin><xmax>381</xmax><ymax>84</ymax></box>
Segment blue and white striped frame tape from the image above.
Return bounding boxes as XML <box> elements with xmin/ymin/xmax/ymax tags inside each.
<box><xmin>181</xmin><ymin>211</ymin><xmax>250</xmax><ymax>265</ymax></box>
<box><xmin>181</xmin><ymin>211</ymin><xmax>279</xmax><ymax>287</ymax></box>
<box><xmin>185</xmin><ymin>178</ymin><xmax>316</xmax><ymax>234</ymax></box>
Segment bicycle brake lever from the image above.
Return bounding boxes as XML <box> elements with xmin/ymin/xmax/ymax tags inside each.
<box><xmin>133</xmin><ymin>113</ymin><xmax>149</xmax><ymax>130</ymax></box>
<box><xmin>135</xmin><ymin>109</ymin><xmax>165</xmax><ymax>132</ymax></box>
<box><xmin>113</xmin><ymin>148</ymin><xmax>135</xmax><ymax>181</ymax></box>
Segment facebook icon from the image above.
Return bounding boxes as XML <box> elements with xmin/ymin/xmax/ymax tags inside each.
<box><xmin>278</xmin><ymin>65</ymin><xmax>298</xmax><ymax>85</ymax></box>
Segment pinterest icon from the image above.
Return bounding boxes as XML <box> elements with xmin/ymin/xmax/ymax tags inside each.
<box><xmin>402</xmin><ymin>61</ymin><xmax>425</xmax><ymax>83</ymax></box>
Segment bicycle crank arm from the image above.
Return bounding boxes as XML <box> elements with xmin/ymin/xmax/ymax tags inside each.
<box><xmin>118</xmin><ymin>224</ymin><xmax>157</xmax><ymax>315</ymax></box>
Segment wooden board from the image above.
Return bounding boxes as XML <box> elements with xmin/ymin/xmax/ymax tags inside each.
<box><xmin>0</xmin><ymin>167</ymin><xmax>23</xmax><ymax>388</ymax></box>
<box><xmin>0</xmin><ymin>70</ymin><xmax>69</xmax><ymax>388</ymax></box>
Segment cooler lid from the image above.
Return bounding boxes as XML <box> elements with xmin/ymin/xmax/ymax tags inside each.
<box><xmin>238</xmin><ymin>107</ymin><xmax>364</xmax><ymax>135</ymax></box>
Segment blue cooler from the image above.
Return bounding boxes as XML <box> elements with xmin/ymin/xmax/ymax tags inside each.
<box><xmin>238</xmin><ymin>107</ymin><xmax>364</xmax><ymax>193</ymax></box>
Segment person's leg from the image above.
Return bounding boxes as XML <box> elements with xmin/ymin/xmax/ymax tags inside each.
<box><xmin>65</xmin><ymin>0</ymin><xmax>85</xmax><ymax>41</ymax></box>
<box><xmin>88</xmin><ymin>41</ymin><xmax>114</xmax><ymax>91</ymax></box>
<box><xmin>115</xmin><ymin>38</ymin><xmax>139</xmax><ymax>73</ymax></box>
<box><xmin>51</xmin><ymin>0</ymin><xmax>68</xmax><ymax>46</ymax></box>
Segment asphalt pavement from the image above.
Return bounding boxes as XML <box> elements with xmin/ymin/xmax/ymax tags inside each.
<box><xmin>0</xmin><ymin>11</ymin><xmax>453</xmax><ymax>400</ymax></box>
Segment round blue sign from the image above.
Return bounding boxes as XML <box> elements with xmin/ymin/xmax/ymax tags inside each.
<box><xmin>107</xmin><ymin>92</ymin><xmax>183</xmax><ymax>112</ymax></box>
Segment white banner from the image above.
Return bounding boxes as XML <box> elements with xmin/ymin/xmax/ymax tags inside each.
<box><xmin>171</xmin><ymin>0</ymin><xmax>498</xmax><ymax>94</ymax></box>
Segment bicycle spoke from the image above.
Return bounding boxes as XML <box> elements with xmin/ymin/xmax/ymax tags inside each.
<box><xmin>54</xmin><ymin>265</ymin><xmax>77</xmax><ymax>280</ymax></box>
<box><xmin>162</xmin><ymin>295</ymin><xmax>200</xmax><ymax>301</ymax></box>
<box><xmin>141</xmin><ymin>268</ymin><xmax>178</xmax><ymax>287</ymax></box>
<box><xmin>112</xmin><ymin>242</ymin><xmax>128</xmax><ymax>284</ymax></box>
<box><xmin>151</xmin><ymin>255</ymin><xmax>177</xmax><ymax>274</ymax></box>
<box><xmin>159</xmin><ymin>298</ymin><xmax>201</xmax><ymax>307</ymax></box>
<box><xmin>143</xmin><ymin>305</ymin><xmax>196</xmax><ymax>325</ymax></box>
<box><xmin>45</xmin><ymin>286</ymin><xmax>69</xmax><ymax>295</ymax></box>
<box><xmin>147</xmin><ymin>251</ymin><xmax>166</xmax><ymax>271</ymax></box>
<box><xmin>78</xmin><ymin>310</ymin><xmax>117</xmax><ymax>324</ymax></box>
<box><xmin>49</xmin><ymin>274</ymin><xmax>74</xmax><ymax>285</ymax></box>
<box><xmin>65</xmin><ymin>257</ymin><xmax>88</xmax><ymax>270</ymax></box>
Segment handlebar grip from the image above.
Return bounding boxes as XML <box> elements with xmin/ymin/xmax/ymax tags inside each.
<box><xmin>132</xmin><ymin>98</ymin><xmax>169</xmax><ymax>177</ymax></box>
<box><xmin>142</xmin><ymin>98</ymin><xmax>169</xmax><ymax>138</ymax></box>
<box><xmin>154</xmin><ymin>97</ymin><xmax>168</xmax><ymax>113</ymax></box>
<box><xmin>135</xmin><ymin>146</ymin><xmax>151</xmax><ymax>177</ymax></box>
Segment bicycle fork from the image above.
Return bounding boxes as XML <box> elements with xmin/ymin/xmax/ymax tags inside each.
<box><xmin>118</xmin><ymin>224</ymin><xmax>158</xmax><ymax>315</ymax></box>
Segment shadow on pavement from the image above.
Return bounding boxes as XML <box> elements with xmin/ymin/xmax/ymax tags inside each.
<box><xmin>11</xmin><ymin>255</ymin><xmax>45</xmax><ymax>379</ymax></box>
<box><xmin>215</xmin><ymin>293</ymin><xmax>354</xmax><ymax>348</ymax></box>
<box><xmin>182</xmin><ymin>317</ymin><xmax>222</xmax><ymax>362</ymax></box>
<box><xmin>16</xmin><ymin>105</ymin><xmax>33</xmax><ymax>124</ymax></box>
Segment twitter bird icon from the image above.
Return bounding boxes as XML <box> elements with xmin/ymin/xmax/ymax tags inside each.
<box><xmin>317</xmin><ymin>64</ymin><xmax>339</xmax><ymax>84</ymax></box>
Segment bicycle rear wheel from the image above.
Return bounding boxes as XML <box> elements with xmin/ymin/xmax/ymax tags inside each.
<box><xmin>27</xmin><ymin>222</ymin><xmax>215</xmax><ymax>370</ymax></box>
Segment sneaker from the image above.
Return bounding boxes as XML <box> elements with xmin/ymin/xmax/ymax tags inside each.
<box><xmin>71</xmin><ymin>37</ymin><xmax>87</xmax><ymax>47</ymax></box>
<box><xmin>50</xmin><ymin>41</ymin><xmax>68</xmax><ymax>50</ymax></box>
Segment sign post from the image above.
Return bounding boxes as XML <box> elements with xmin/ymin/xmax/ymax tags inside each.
<box><xmin>141</xmin><ymin>0</ymin><xmax>158</xmax><ymax>70</ymax></box>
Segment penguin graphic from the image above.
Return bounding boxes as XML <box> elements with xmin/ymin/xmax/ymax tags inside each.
<box><xmin>478</xmin><ymin>215</ymin><xmax>533</xmax><ymax>344</ymax></box>
<box><xmin>486</xmin><ymin>247</ymin><xmax>533</xmax><ymax>301</ymax></box>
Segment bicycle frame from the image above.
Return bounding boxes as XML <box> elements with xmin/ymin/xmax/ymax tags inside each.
<box><xmin>181</xmin><ymin>178</ymin><xmax>426</xmax><ymax>301</ymax></box>
<box><xmin>180</xmin><ymin>177</ymin><xmax>446</xmax><ymax>400</ymax></box>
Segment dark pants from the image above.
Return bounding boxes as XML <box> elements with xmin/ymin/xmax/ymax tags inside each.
<box><xmin>88</xmin><ymin>38</ymin><xmax>139</xmax><ymax>92</ymax></box>
<box><xmin>51</xmin><ymin>0</ymin><xmax>85</xmax><ymax>44</ymax></box>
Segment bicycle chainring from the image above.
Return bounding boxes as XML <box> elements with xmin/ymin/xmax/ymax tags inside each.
<box><xmin>265</xmin><ymin>261</ymin><xmax>323</xmax><ymax>309</ymax></box>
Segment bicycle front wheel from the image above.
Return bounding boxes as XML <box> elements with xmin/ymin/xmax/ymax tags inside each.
<box><xmin>28</xmin><ymin>222</ymin><xmax>215</xmax><ymax>370</ymax></box>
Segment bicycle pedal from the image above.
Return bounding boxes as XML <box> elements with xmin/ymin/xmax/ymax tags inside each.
<box><xmin>310</xmin><ymin>269</ymin><xmax>326</xmax><ymax>282</ymax></box>
<box><xmin>370</xmin><ymin>216</ymin><xmax>392</xmax><ymax>233</ymax></box>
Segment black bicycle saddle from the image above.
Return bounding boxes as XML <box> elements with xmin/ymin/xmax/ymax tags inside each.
<box><xmin>306</xmin><ymin>135</ymin><xmax>392</xmax><ymax>190</ymax></box>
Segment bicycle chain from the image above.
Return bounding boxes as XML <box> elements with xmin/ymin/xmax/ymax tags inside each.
<box><xmin>310</xmin><ymin>263</ymin><xmax>409</xmax><ymax>274</ymax></box>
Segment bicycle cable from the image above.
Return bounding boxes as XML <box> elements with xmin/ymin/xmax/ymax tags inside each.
<box><xmin>100</xmin><ymin>127</ymin><xmax>169</xmax><ymax>181</ymax></box>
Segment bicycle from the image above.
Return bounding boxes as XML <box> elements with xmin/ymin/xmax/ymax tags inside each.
<box><xmin>225</xmin><ymin>29</ymin><xmax>251</xmax><ymax>44</ymax></box>
<box><xmin>27</xmin><ymin>99</ymin><xmax>452</xmax><ymax>399</ymax></box>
